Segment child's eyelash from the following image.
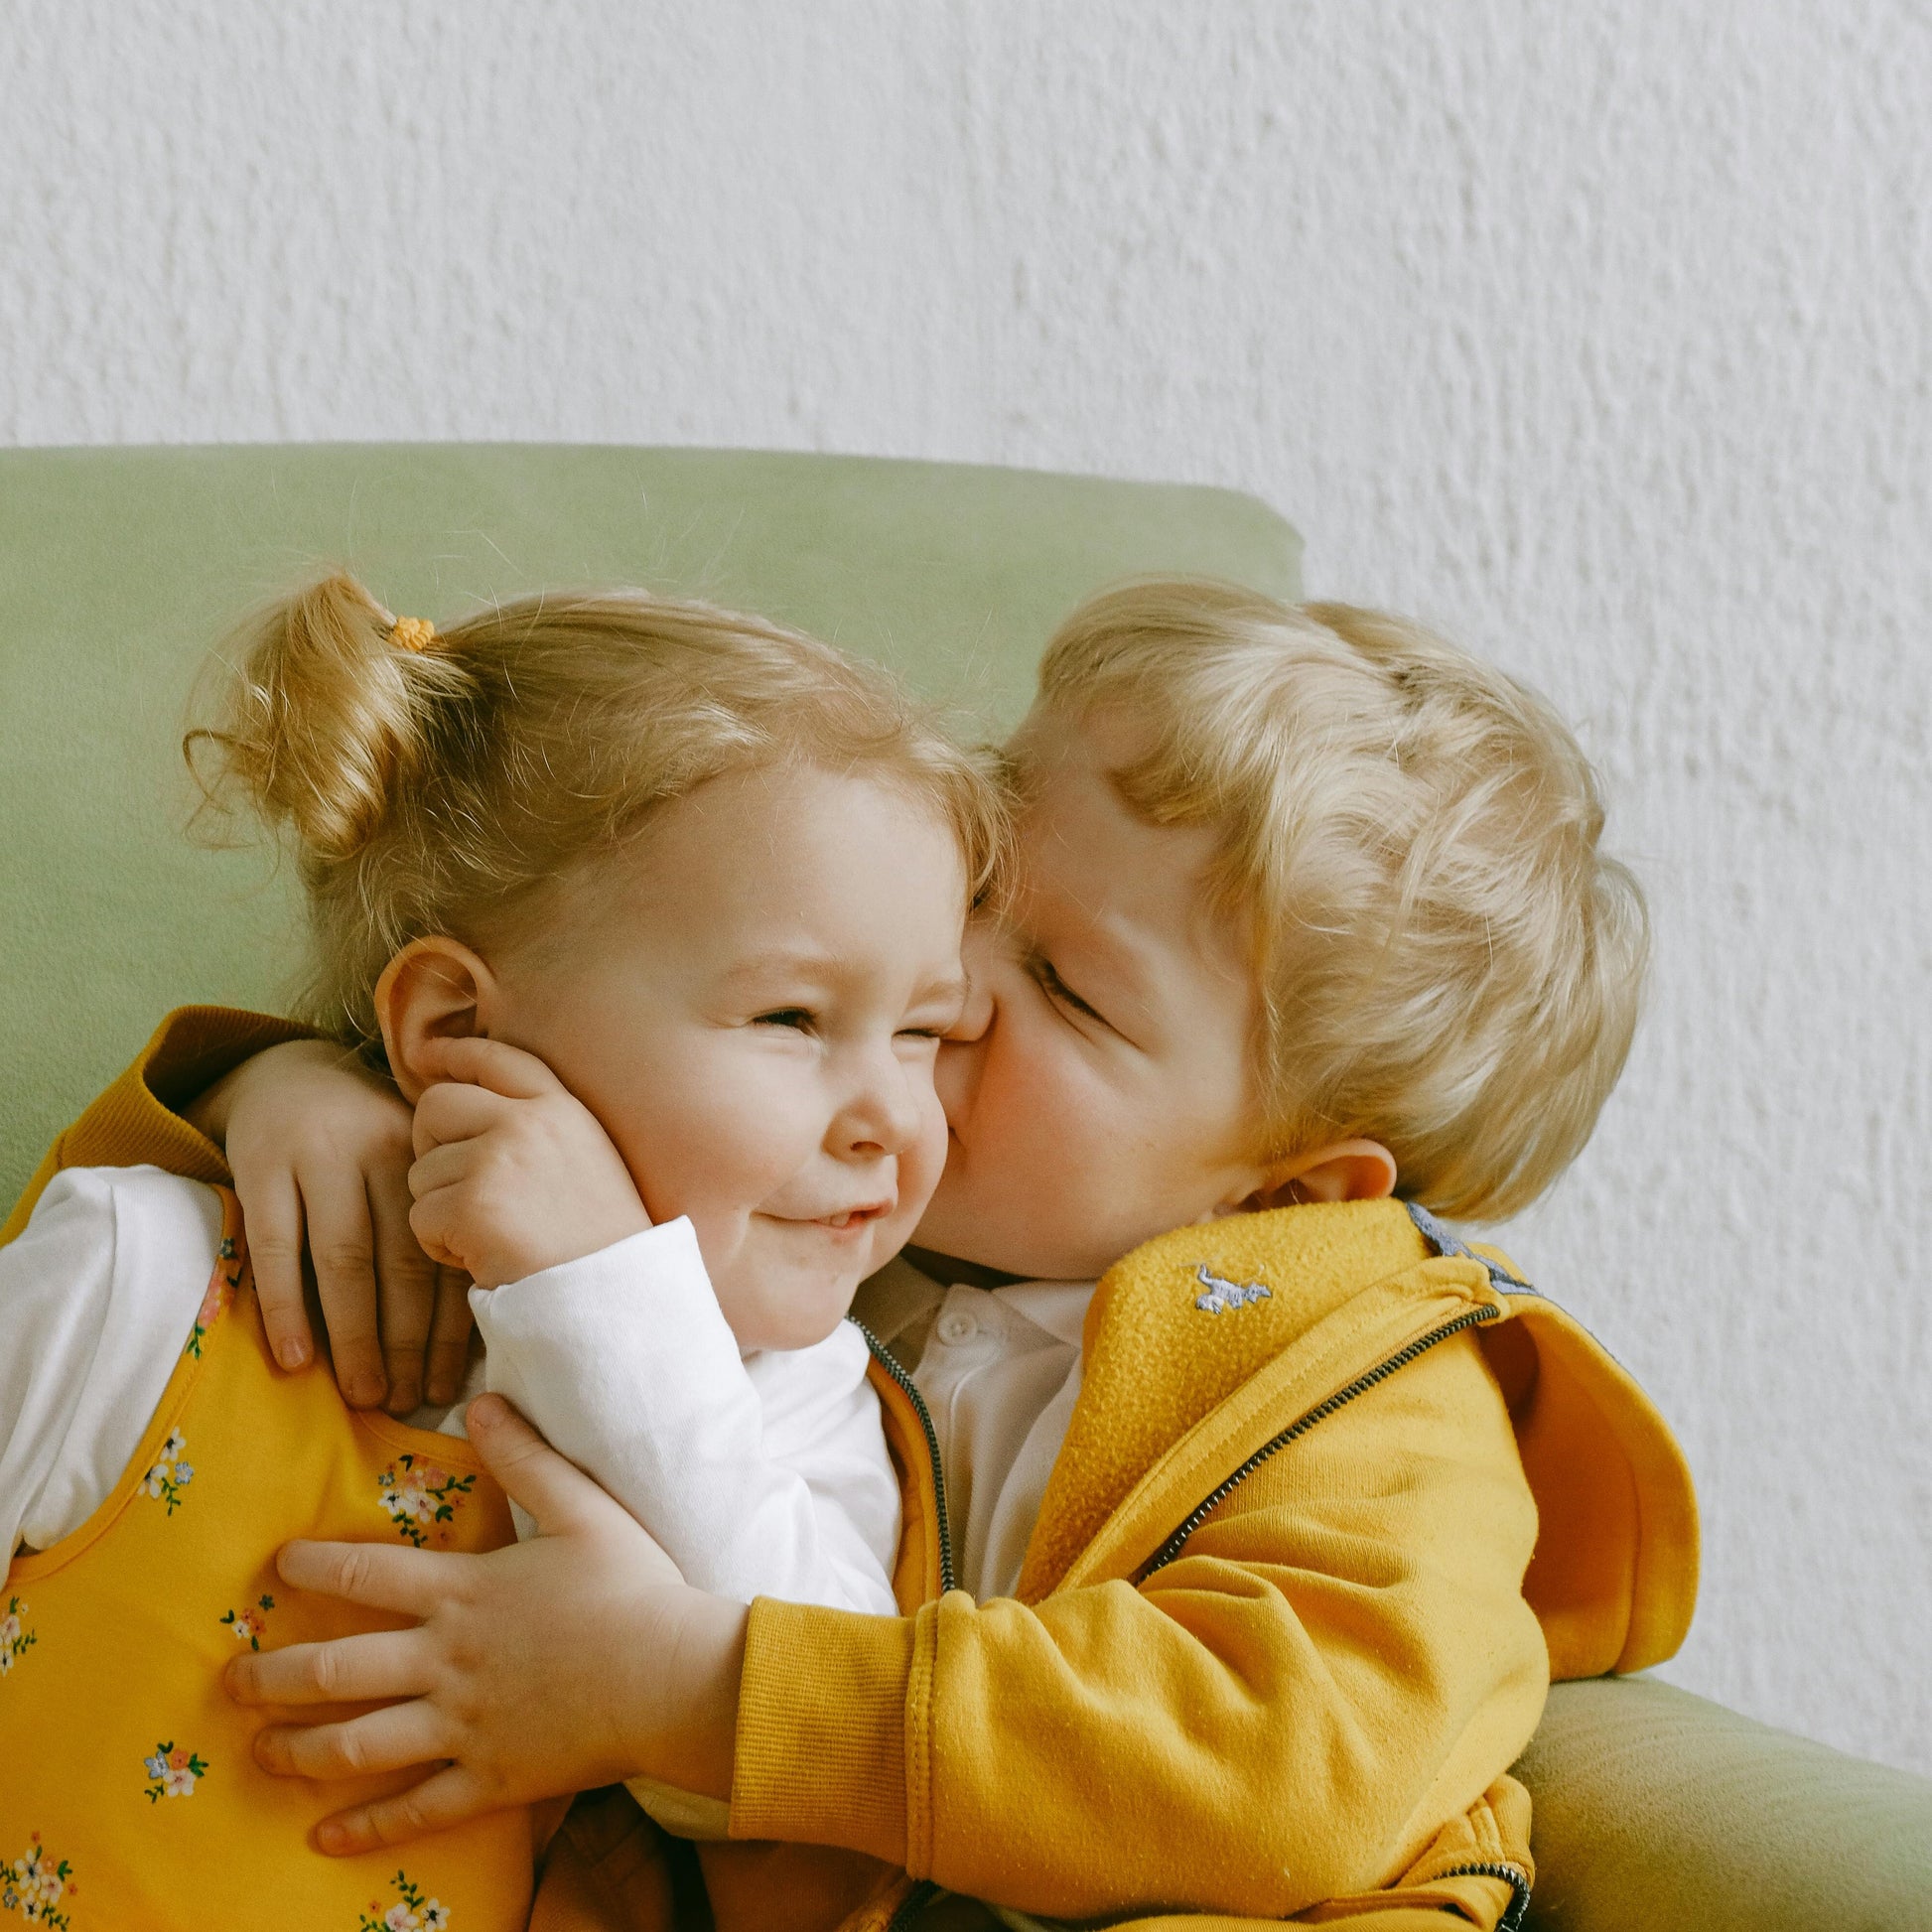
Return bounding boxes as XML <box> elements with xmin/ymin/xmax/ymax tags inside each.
<box><xmin>1032</xmin><ymin>956</ymin><xmax>1103</xmax><ymax>1023</ymax></box>
<box><xmin>755</xmin><ymin>1008</ymin><xmax>815</xmax><ymax>1031</ymax></box>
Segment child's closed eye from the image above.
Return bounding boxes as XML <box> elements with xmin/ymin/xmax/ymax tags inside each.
<box><xmin>754</xmin><ymin>1007</ymin><xmax>816</xmax><ymax>1032</ymax></box>
<box><xmin>1030</xmin><ymin>955</ymin><xmax>1108</xmax><ymax>1027</ymax></box>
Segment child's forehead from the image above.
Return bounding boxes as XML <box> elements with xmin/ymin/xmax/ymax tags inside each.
<box><xmin>1007</xmin><ymin>705</ymin><xmax>1213</xmax><ymax>861</ymax></box>
<box><xmin>1005</xmin><ymin>709</ymin><xmax>1242</xmax><ymax>954</ymax></box>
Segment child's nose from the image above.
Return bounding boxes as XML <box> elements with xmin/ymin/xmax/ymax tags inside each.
<box><xmin>837</xmin><ymin>1056</ymin><xmax>924</xmax><ymax>1159</ymax></box>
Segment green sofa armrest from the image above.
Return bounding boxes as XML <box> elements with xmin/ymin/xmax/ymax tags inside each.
<box><xmin>1515</xmin><ymin>1676</ymin><xmax>1932</xmax><ymax>1929</ymax></box>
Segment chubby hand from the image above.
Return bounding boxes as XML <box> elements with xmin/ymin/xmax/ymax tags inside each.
<box><xmin>225</xmin><ymin>1394</ymin><xmax>748</xmax><ymax>1852</ymax></box>
<box><xmin>406</xmin><ymin>1035</ymin><xmax>652</xmax><ymax>1289</ymax></box>
<box><xmin>194</xmin><ymin>1037</ymin><xmax>474</xmax><ymax>1415</ymax></box>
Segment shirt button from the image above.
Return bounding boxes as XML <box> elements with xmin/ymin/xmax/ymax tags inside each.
<box><xmin>936</xmin><ymin>1309</ymin><xmax>979</xmax><ymax>1346</ymax></box>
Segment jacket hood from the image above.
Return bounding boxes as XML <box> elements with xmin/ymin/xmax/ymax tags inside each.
<box><xmin>1479</xmin><ymin>1287</ymin><xmax>1699</xmax><ymax>1675</ymax></box>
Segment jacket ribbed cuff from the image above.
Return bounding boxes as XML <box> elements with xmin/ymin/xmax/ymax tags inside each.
<box><xmin>730</xmin><ymin>1596</ymin><xmax>918</xmax><ymax>1863</ymax></box>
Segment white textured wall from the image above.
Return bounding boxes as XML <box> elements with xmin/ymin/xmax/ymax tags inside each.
<box><xmin>5</xmin><ymin>0</ymin><xmax>1930</xmax><ymax>1775</ymax></box>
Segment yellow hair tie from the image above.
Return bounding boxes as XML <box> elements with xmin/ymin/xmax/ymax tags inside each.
<box><xmin>390</xmin><ymin>616</ymin><xmax>436</xmax><ymax>653</ymax></box>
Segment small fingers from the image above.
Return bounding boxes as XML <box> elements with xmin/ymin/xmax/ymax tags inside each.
<box><xmin>312</xmin><ymin>1764</ymin><xmax>496</xmax><ymax>1857</ymax></box>
<box><xmin>299</xmin><ymin>1167</ymin><xmax>386</xmax><ymax>1409</ymax></box>
<box><xmin>405</xmin><ymin>1141</ymin><xmax>476</xmax><ymax>1202</ymax></box>
<box><xmin>275</xmin><ymin>1537</ymin><xmax>470</xmax><ymax>1622</ymax></box>
<box><xmin>406</xmin><ymin>1190</ymin><xmax>469</xmax><ymax>1277</ymax></box>
<box><xmin>367</xmin><ymin>1162</ymin><xmax>437</xmax><ymax>1415</ymax></box>
<box><xmin>233</xmin><ymin>1165</ymin><xmax>314</xmax><ymax>1373</ymax></box>
<box><xmin>226</xmin><ymin>1625</ymin><xmax>432</xmax><ymax>1709</ymax></box>
<box><xmin>415</xmin><ymin>1034</ymin><xmax>565</xmax><ymax>1101</ymax></box>
<box><xmin>424</xmin><ymin>1265</ymin><xmax>476</xmax><ymax>1409</ymax></box>
<box><xmin>411</xmin><ymin>1078</ymin><xmax>517</xmax><ymax>1159</ymax></box>
<box><xmin>466</xmin><ymin>1394</ymin><xmax>654</xmax><ymax>1548</ymax></box>
<box><xmin>252</xmin><ymin>1695</ymin><xmax>449</xmax><ymax>1782</ymax></box>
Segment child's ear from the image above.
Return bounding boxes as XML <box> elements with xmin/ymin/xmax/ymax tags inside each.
<box><xmin>373</xmin><ymin>937</ymin><xmax>497</xmax><ymax>1103</ymax></box>
<box><xmin>1228</xmin><ymin>1139</ymin><xmax>1399</xmax><ymax>1214</ymax></box>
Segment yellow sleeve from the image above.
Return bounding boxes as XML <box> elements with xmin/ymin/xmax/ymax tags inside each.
<box><xmin>1</xmin><ymin>1006</ymin><xmax>318</xmax><ymax>1245</ymax></box>
<box><xmin>731</xmin><ymin>1330</ymin><xmax>1547</xmax><ymax>1922</ymax></box>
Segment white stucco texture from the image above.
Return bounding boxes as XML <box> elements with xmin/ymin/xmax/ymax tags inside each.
<box><xmin>3</xmin><ymin>0</ymin><xmax>1929</xmax><ymax>1774</ymax></box>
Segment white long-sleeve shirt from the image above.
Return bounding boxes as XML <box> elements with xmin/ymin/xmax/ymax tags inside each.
<box><xmin>467</xmin><ymin>1222</ymin><xmax>898</xmax><ymax>1615</ymax></box>
<box><xmin>0</xmin><ymin>1168</ymin><xmax>898</xmax><ymax>1612</ymax></box>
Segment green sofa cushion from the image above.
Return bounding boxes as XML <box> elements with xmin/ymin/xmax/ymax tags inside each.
<box><xmin>1517</xmin><ymin>1676</ymin><xmax>1932</xmax><ymax>1928</ymax></box>
<box><xmin>0</xmin><ymin>445</ymin><xmax>1301</xmax><ymax>1205</ymax></box>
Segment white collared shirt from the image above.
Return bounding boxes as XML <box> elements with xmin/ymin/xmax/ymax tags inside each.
<box><xmin>860</xmin><ymin>1257</ymin><xmax>1096</xmax><ymax>1602</ymax></box>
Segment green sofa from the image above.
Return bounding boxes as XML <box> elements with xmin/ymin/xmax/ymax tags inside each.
<box><xmin>3</xmin><ymin>446</ymin><xmax>1928</xmax><ymax>1928</ymax></box>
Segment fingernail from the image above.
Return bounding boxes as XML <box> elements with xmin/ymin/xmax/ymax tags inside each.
<box><xmin>315</xmin><ymin>1818</ymin><xmax>349</xmax><ymax>1855</ymax></box>
<box><xmin>277</xmin><ymin>1338</ymin><xmax>309</xmax><ymax>1370</ymax></box>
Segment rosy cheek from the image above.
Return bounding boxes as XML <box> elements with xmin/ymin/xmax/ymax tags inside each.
<box><xmin>901</xmin><ymin>1100</ymin><xmax>947</xmax><ymax>1208</ymax></box>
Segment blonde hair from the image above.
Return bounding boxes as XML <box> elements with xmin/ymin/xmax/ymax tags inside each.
<box><xmin>1035</xmin><ymin>580</ymin><xmax>1647</xmax><ymax>1220</ymax></box>
<box><xmin>190</xmin><ymin>574</ymin><xmax>1005</xmax><ymax>1049</ymax></box>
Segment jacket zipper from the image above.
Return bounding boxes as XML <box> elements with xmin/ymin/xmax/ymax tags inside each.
<box><xmin>854</xmin><ymin>1320</ymin><xmax>956</xmax><ymax>1596</ymax></box>
<box><xmin>1439</xmin><ymin>1862</ymin><xmax>1532</xmax><ymax>1932</ymax></box>
<box><xmin>886</xmin><ymin>1882</ymin><xmax>939</xmax><ymax>1932</ymax></box>
<box><xmin>852</xmin><ymin>1324</ymin><xmax>955</xmax><ymax>1932</ymax></box>
<box><xmin>1138</xmin><ymin>1303</ymin><xmax>1500</xmax><ymax>1579</ymax></box>
<box><xmin>890</xmin><ymin>1863</ymin><xmax>1528</xmax><ymax>1932</ymax></box>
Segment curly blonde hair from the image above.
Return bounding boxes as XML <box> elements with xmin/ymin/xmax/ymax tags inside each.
<box><xmin>190</xmin><ymin>573</ymin><xmax>1006</xmax><ymax>1049</ymax></box>
<box><xmin>1035</xmin><ymin>580</ymin><xmax>1647</xmax><ymax>1220</ymax></box>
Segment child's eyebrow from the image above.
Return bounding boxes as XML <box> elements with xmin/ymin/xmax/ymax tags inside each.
<box><xmin>717</xmin><ymin>952</ymin><xmax>969</xmax><ymax>1008</ymax></box>
<box><xmin>716</xmin><ymin>947</ymin><xmax>846</xmax><ymax>988</ymax></box>
<box><xmin>1059</xmin><ymin>911</ymin><xmax>1156</xmax><ymax>997</ymax></box>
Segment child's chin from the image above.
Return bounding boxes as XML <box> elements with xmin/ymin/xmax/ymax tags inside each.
<box><xmin>739</xmin><ymin>1270</ymin><xmax>864</xmax><ymax>1352</ymax></box>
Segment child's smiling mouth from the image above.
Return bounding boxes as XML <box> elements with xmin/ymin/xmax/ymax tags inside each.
<box><xmin>765</xmin><ymin>1200</ymin><xmax>896</xmax><ymax>1236</ymax></box>
<box><xmin>818</xmin><ymin>1201</ymin><xmax>892</xmax><ymax>1232</ymax></box>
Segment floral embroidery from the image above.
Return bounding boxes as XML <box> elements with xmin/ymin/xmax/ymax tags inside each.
<box><xmin>378</xmin><ymin>1454</ymin><xmax>475</xmax><ymax>1548</ymax></box>
<box><xmin>3</xmin><ymin>1833</ymin><xmax>75</xmax><ymax>1926</ymax></box>
<box><xmin>142</xmin><ymin>1739</ymin><xmax>208</xmax><ymax>1801</ymax></box>
<box><xmin>220</xmin><ymin>1592</ymin><xmax>276</xmax><ymax>1650</ymax></box>
<box><xmin>0</xmin><ymin>1597</ymin><xmax>34</xmax><ymax>1676</ymax></box>
<box><xmin>141</xmin><ymin>1428</ymin><xmax>195</xmax><ymax>1513</ymax></box>
<box><xmin>183</xmin><ymin>1238</ymin><xmax>241</xmax><ymax>1358</ymax></box>
<box><xmin>358</xmin><ymin>1870</ymin><xmax>450</xmax><ymax>1930</ymax></box>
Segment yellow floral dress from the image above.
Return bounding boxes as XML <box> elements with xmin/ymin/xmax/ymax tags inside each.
<box><xmin>0</xmin><ymin>1188</ymin><xmax>530</xmax><ymax>1929</ymax></box>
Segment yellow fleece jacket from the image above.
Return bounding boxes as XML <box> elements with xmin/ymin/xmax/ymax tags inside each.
<box><xmin>4</xmin><ymin>1011</ymin><xmax>1700</xmax><ymax>1932</ymax></box>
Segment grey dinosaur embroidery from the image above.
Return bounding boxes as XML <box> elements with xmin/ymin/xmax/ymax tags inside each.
<box><xmin>1193</xmin><ymin>1263</ymin><xmax>1273</xmax><ymax>1314</ymax></box>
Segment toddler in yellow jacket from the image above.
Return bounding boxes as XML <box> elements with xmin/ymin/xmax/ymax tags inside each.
<box><xmin>6</xmin><ymin>582</ymin><xmax>1695</xmax><ymax>1932</ymax></box>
